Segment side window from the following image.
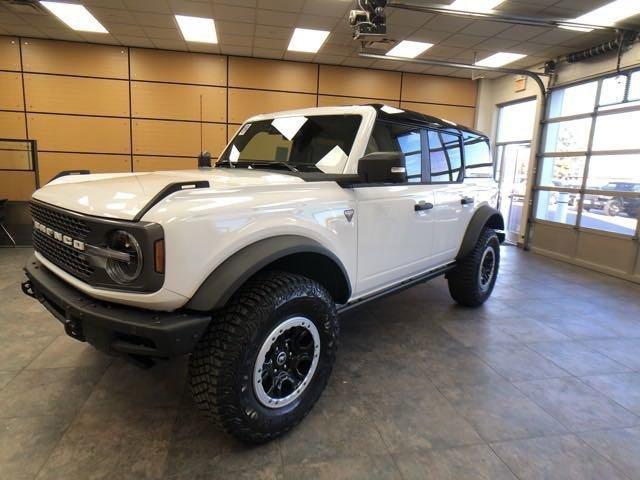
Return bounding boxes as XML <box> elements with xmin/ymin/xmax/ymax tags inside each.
<box><xmin>463</xmin><ymin>132</ymin><xmax>493</xmax><ymax>178</ymax></box>
<box><xmin>366</xmin><ymin>121</ymin><xmax>423</xmax><ymax>183</ymax></box>
<box><xmin>426</xmin><ymin>130</ymin><xmax>462</xmax><ymax>183</ymax></box>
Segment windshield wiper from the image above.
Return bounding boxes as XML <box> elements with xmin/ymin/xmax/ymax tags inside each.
<box><xmin>246</xmin><ymin>161</ymin><xmax>299</xmax><ymax>173</ymax></box>
<box><xmin>215</xmin><ymin>159</ymin><xmax>234</xmax><ymax>168</ymax></box>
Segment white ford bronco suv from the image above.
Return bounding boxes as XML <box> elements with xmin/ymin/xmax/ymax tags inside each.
<box><xmin>22</xmin><ymin>104</ymin><xmax>504</xmax><ymax>443</ymax></box>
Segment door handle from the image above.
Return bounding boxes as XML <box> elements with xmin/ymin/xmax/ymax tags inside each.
<box><xmin>461</xmin><ymin>197</ymin><xmax>475</xmax><ymax>205</ymax></box>
<box><xmin>415</xmin><ymin>202</ymin><xmax>434</xmax><ymax>212</ymax></box>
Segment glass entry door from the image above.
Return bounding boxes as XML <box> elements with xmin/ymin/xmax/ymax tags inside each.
<box><xmin>496</xmin><ymin>143</ymin><xmax>531</xmax><ymax>243</ymax></box>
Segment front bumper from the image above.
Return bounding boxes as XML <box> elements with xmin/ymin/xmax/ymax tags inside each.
<box><xmin>22</xmin><ymin>255</ymin><xmax>211</xmax><ymax>358</ymax></box>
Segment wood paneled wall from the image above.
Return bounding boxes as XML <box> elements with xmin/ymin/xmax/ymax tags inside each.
<box><xmin>0</xmin><ymin>35</ymin><xmax>478</xmax><ymax>200</ymax></box>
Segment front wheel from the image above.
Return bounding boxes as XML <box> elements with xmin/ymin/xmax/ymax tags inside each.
<box><xmin>447</xmin><ymin>228</ymin><xmax>500</xmax><ymax>307</ymax></box>
<box><xmin>189</xmin><ymin>271</ymin><xmax>338</xmax><ymax>444</ymax></box>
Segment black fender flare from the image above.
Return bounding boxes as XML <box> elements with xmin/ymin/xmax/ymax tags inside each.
<box><xmin>456</xmin><ymin>205</ymin><xmax>505</xmax><ymax>260</ymax></box>
<box><xmin>185</xmin><ymin>235</ymin><xmax>352</xmax><ymax>312</ymax></box>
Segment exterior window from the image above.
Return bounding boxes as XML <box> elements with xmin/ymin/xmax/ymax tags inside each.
<box><xmin>536</xmin><ymin>68</ymin><xmax>640</xmax><ymax>237</ymax></box>
<box><xmin>543</xmin><ymin>118</ymin><xmax>591</xmax><ymax>153</ymax></box>
<box><xmin>463</xmin><ymin>132</ymin><xmax>492</xmax><ymax>178</ymax></box>
<box><xmin>366</xmin><ymin>121</ymin><xmax>423</xmax><ymax>182</ymax></box>
<box><xmin>220</xmin><ymin>115</ymin><xmax>362</xmax><ymax>173</ymax></box>
<box><xmin>427</xmin><ymin>130</ymin><xmax>462</xmax><ymax>183</ymax></box>
<box><xmin>496</xmin><ymin>100</ymin><xmax>537</xmax><ymax>142</ymax></box>
<box><xmin>548</xmin><ymin>81</ymin><xmax>598</xmax><ymax>118</ymax></box>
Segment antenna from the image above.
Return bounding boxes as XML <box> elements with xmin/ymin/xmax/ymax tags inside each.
<box><xmin>197</xmin><ymin>93</ymin><xmax>212</xmax><ymax>168</ymax></box>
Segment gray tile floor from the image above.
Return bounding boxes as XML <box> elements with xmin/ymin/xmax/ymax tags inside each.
<box><xmin>2</xmin><ymin>245</ymin><xmax>640</xmax><ymax>479</ymax></box>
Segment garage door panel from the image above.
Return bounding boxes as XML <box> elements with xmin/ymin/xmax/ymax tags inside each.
<box><xmin>0</xmin><ymin>37</ymin><xmax>21</xmax><ymax>71</ymax></box>
<box><xmin>21</xmin><ymin>39</ymin><xmax>128</xmax><ymax>79</ymax></box>
<box><xmin>530</xmin><ymin>222</ymin><xmax>578</xmax><ymax>260</ymax></box>
<box><xmin>401</xmin><ymin>73</ymin><xmax>477</xmax><ymax>107</ymax></box>
<box><xmin>133</xmin><ymin>156</ymin><xmax>199</xmax><ymax>172</ymax></box>
<box><xmin>37</xmin><ymin>152</ymin><xmax>132</xmax><ymax>185</ymax></box>
<box><xmin>0</xmin><ymin>171</ymin><xmax>36</xmax><ymax>200</ymax></box>
<box><xmin>28</xmin><ymin>114</ymin><xmax>131</xmax><ymax>154</ymax></box>
<box><xmin>24</xmin><ymin>74</ymin><xmax>129</xmax><ymax>117</ymax></box>
<box><xmin>0</xmin><ymin>112</ymin><xmax>27</xmax><ymax>139</ymax></box>
<box><xmin>228</xmin><ymin>89</ymin><xmax>316</xmax><ymax>124</ymax></box>
<box><xmin>130</xmin><ymin>48</ymin><xmax>226</xmax><ymax>86</ymax></box>
<box><xmin>575</xmin><ymin>231</ymin><xmax>637</xmax><ymax>277</ymax></box>
<box><xmin>132</xmin><ymin>119</ymin><xmax>226</xmax><ymax>157</ymax></box>
<box><xmin>400</xmin><ymin>101</ymin><xmax>476</xmax><ymax>127</ymax></box>
<box><xmin>319</xmin><ymin>65</ymin><xmax>401</xmax><ymax>100</ymax></box>
<box><xmin>131</xmin><ymin>82</ymin><xmax>226</xmax><ymax>122</ymax></box>
<box><xmin>318</xmin><ymin>95</ymin><xmax>400</xmax><ymax>107</ymax></box>
<box><xmin>229</xmin><ymin>57</ymin><xmax>317</xmax><ymax>93</ymax></box>
<box><xmin>0</xmin><ymin>72</ymin><xmax>24</xmax><ymax>111</ymax></box>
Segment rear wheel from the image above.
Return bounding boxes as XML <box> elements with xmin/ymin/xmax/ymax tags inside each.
<box><xmin>189</xmin><ymin>271</ymin><xmax>338</xmax><ymax>444</ymax></box>
<box><xmin>447</xmin><ymin>228</ymin><xmax>500</xmax><ymax>307</ymax></box>
<box><xmin>604</xmin><ymin>200</ymin><xmax>622</xmax><ymax>217</ymax></box>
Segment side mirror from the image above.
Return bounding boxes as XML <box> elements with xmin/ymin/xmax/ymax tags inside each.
<box><xmin>198</xmin><ymin>151</ymin><xmax>212</xmax><ymax>168</ymax></box>
<box><xmin>357</xmin><ymin>152</ymin><xmax>406</xmax><ymax>184</ymax></box>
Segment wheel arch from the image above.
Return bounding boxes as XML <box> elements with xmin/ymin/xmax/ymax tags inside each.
<box><xmin>185</xmin><ymin>235</ymin><xmax>352</xmax><ymax>311</ymax></box>
<box><xmin>456</xmin><ymin>205</ymin><xmax>505</xmax><ymax>260</ymax></box>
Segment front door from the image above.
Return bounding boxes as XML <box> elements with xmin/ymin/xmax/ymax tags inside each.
<box><xmin>497</xmin><ymin>143</ymin><xmax>531</xmax><ymax>243</ymax></box>
<box><xmin>354</xmin><ymin>185</ymin><xmax>436</xmax><ymax>296</ymax></box>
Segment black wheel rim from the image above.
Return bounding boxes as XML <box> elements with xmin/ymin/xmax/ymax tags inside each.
<box><xmin>254</xmin><ymin>317</ymin><xmax>320</xmax><ymax>408</ymax></box>
<box><xmin>479</xmin><ymin>246</ymin><xmax>496</xmax><ymax>293</ymax></box>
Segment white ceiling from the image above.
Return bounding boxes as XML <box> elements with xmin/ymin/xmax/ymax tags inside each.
<box><xmin>0</xmin><ymin>0</ymin><xmax>638</xmax><ymax>78</ymax></box>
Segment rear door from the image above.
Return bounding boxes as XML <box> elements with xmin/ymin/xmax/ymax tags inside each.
<box><xmin>354</xmin><ymin>121</ymin><xmax>436</xmax><ymax>296</ymax></box>
<box><xmin>424</xmin><ymin>129</ymin><xmax>472</xmax><ymax>264</ymax></box>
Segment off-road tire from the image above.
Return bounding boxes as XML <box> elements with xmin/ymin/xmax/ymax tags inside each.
<box><xmin>447</xmin><ymin>228</ymin><xmax>500</xmax><ymax>307</ymax></box>
<box><xmin>604</xmin><ymin>200</ymin><xmax>622</xmax><ymax>217</ymax></box>
<box><xmin>189</xmin><ymin>271</ymin><xmax>338</xmax><ymax>444</ymax></box>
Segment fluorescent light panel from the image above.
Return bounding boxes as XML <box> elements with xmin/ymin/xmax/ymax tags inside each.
<box><xmin>40</xmin><ymin>1</ymin><xmax>107</xmax><ymax>33</ymax></box>
<box><xmin>475</xmin><ymin>52</ymin><xmax>526</xmax><ymax>67</ymax></box>
<box><xmin>175</xmin><ymin>15</ymin><xmax>217</xmax><ymax>43</ymax></box>
<box><xmin>448</xmin><ymin>0</ymin><xmax>506</xmax><ymax>12</ymax></box>
<box><xmin>288</xmin><ymin>28</ymin><xmax>330</xmax><ymax>53</ymax></box>
<box><xmin>561</xmin><ymin>0</ymin><xmax>640</xmax><ymax>32</ymax></box>
<box><xmin>386</xmin><ymin>40</ymin><xmax>433</xmax><ymax>58</ymax></box>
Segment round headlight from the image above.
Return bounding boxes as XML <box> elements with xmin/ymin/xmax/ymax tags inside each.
<box><xmin>105</xmin><ymin>230</ymin><xmax>143</xmax><ymax>284</ymax></box>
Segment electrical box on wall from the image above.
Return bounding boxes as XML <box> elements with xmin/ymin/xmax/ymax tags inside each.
<box><xmin>514</xmin><ymin>75</ymin><xmax>527</xmax><ymax>92</ymax></box>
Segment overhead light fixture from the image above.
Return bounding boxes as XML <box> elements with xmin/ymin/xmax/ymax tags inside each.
<box><xmin>475</xmin><ymin>52</ymin><xmax>526</xmax><ymax>67</ymax></box>
<box><xmin>561</xmin><ymin>0</ymin><xmax>640</xmax><ymax>32</ymax></box>
<box><xmin>447</xmin><ymin>0</ymin><xmax>506</xmax><ymax>12</ymax></box>
<box><xmin>386</xmin><ymin>40</ymin><xmax>434</xmax><ymax>58</ymax></box>
<box><xmin>288</xmin><ymin>28</ymin><xmax>330</xmax><ymax>53</ymax></box>
<box><xmin>175</xmin><ymin>15</ymin><xmax>218</xmax><ymax>43</ymax></box>
<box><xmin>40</xmin><ymin>1</ymin><xmax>108</xmax><ymax>33</ymax></box>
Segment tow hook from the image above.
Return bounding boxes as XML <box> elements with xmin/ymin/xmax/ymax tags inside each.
<box><xmin>21</xmin><ymin>280</ymin><xmax>35</xmax><ymax>298</ymax></box>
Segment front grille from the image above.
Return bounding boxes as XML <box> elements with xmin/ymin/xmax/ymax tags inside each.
<box><xmin>33</xmin><ymin>230</ymin><xmax>94</xmax><ymax>280</ymax></box>
<box><xmin>30</xmin><ymin>202</ymin><xmax>90</xmax><ymax>240</ymax></box>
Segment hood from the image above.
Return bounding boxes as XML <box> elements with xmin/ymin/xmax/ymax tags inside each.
<box><xmin>32</xmin><ymin>168</ymin><xmax>305</xmax><ymax>220</ymax></box>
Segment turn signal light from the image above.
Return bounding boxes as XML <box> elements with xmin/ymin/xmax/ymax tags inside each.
<box><xmin>154</xmin><ymin>239</ymin><xmax>165</xmax><ymax>274</ymax></box>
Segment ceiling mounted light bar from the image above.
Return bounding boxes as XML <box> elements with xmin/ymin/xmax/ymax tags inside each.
<box><xmin>448</xmin><ymin>0</ymin><xmax>506</xmax><ymax>12</ymax></box>
<box><xmin>386</xmin><ymin>40</ymin><xmax>433</xmax><ymax>58</ymax></box>
<box><xmin>561</xmin><ymin>0</ymin><xmax>640</xmax><ymax>32</ymax></box>
<box><xmin>288</xmin><ymin>28</ymin><xmax>330</xmax><ymax>53</ymax></box>
<box><xmin>40</xmin><ymin>1</ymin><xmax>108</xmax><ymax>33</ymax></box>
<box><xmin>175</xmin><ymin>15</ymin><xmax>218</xmax><ymax>43</ymax></box>
<box><xmin>386</xmin><ymin>1</ymin><xmax>637</xmax><ymax>32</ymax></box>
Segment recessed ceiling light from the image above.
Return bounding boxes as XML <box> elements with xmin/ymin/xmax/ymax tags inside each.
<box><xmin>447</xmin><ymin>0</ymin><xmax>506</xmax><ymax>12</ymax></box>
<box><xmin>561</xmin><ymin>0</ymin><xmax>640</xmax><ymax>32</ymax></box>
<box><xmin>175</xmin><ymin>15</ymin><xmax>217</xmax><ymax>43</ymax></box>
<box><xmin>386</xmin><ymin>40</ymin><xmax>434</xmax><ymax>58</ymax></box>
<box><xmin>40</xmin><ymin>1</ymin><xmax>107</xmax><ymax>33</ymax></box>
<box><xmin>288</xmin><ymin>28</ymin><xmax>330</xmax><ymax>53</ymax></box>
<box><xmin>475</xmin><ymin>52</ymin><xmax>526</xmax><ymax>67</ymax></box>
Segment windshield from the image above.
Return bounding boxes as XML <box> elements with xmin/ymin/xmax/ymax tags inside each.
<box><xmin>218</xmin><ymin>115</ymin><xmax>362</xmax><ymax>173</ymax></box>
